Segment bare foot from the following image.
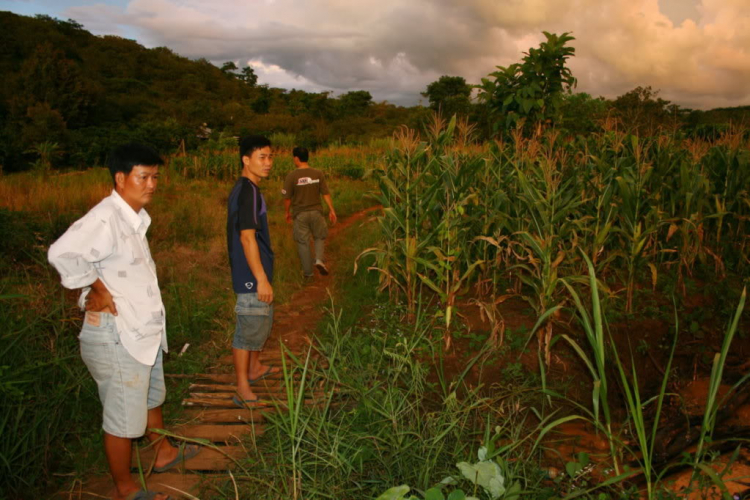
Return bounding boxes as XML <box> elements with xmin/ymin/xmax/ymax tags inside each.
<box><xmin>153</xmin><ymin>442</ymin><xmax>179</xmax><ymax>470</ymax></box>
<box><xmin>236</xmin><ymin>385</ymin><xmax>258</xmax><ymax>402</ymax></box>
<box><xmin>247</xmin><ymin>363</ymin><xmax>280</xmax><ymax>382</ymax></box>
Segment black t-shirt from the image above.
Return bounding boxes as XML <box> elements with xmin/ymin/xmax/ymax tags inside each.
<box><xmin>227</xmin><ymin>177</ymin><xmax>274</xmax><ymax>293</ymax></box>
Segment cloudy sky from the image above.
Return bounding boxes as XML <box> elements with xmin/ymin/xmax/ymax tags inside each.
<box><xmin>2</xmin><ymin>0</ymin><xmax>749</xmax><ymax>109</ymax></box>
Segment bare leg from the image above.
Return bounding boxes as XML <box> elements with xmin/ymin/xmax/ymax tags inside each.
<box><xmin>146</xmin><ymin>406</ymin><xmax>179</xmax><ymax>469</ymax></box>
<box><xmin>233</xmin><ymin>347</ymin><xmax>257</xmax><ymax>401</ymax></box>
<box><xmin>104</xmin><ymin>432</ymin><xmax>169</xmax><ymax>500</ymax></box>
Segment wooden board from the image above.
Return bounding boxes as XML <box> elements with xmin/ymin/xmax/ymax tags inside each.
<box><xmin>132</xmin><ymin>445</ymin><xmax>245</xmax><ymax>471</ymax></box>
<box><xmin>182</xmin><ymin>397</ymin><xmax>325</xmax><ymax>408</ymax></box>
<box><xmin>182</xmin><ymin>408</ymin><xmax>270</xmax><ymax>423</ymax></box>
<box><xmin>172</xmin><ymin>423</ymin><xmax>264</xmax><ymax>442</ymax></box>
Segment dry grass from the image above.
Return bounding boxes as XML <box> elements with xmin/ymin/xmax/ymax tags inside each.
<box><xmin>0</xmin><ymin>169</ymin><xmax>112</xmax><ymax>213</ymax></box>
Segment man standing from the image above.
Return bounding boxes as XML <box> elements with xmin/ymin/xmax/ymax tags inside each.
<box><xmin>48</xmin><ymin>143</ymin><xmax>199</xmax><ymax>500</ymax></box>
<box><xmin>227</xmin><ymin>135</ymin><xmax>280</xmax><ymax>405</ymax></box>
<box><xmin>282</xmin><ymin>146</ymin><xmax>337</xmax><ymax>278</ymax></box>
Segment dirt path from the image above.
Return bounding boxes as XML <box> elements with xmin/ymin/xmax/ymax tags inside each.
<box><xmin>63</xmin><ymin>206</ymin><xmax>380</xmax><ymax>500</ymax></box>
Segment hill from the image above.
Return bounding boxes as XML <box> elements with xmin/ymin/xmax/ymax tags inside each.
<box><xmin>0</xmin><ymin>11</ymin><xmax>421</xmax><ymax>172</ymax></box>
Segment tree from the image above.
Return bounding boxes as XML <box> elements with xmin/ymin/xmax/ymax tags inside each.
<box><xmin>560</xmin><ymin>92</ymin><xmax>608</xmax><ymax>135</ymax></box>
<box><xmin>421</xmin><ymin>75</ymin><xmax>472</xmax><ymax>117</ymax></box>
<box><xmin>337</xmin><ymin>90</ymin><xmax>372</xmax><ymax>117</ymax></box>
<box><xmin>239</xmin><ymin>65</ymin><xmax>258</xmax><ymax>86</ymax></box>
<box><xmin>611</xmin><ymin>86</ymin><xmax>681</xmax><ymax>136</ymax></box>
<box><xmin>477</xmin><ymin>31</ymin><xmax>577</xmax><ymax>135</ymax></box>
<box><xmin>221</xmin><ymin>61</ymin><xmax>238</xmax><ymax>75</ymax></box>
<box><xmin>13</xmin><ymin>42</ymin><xmax>98</xmax><ymax>128</ymax></box>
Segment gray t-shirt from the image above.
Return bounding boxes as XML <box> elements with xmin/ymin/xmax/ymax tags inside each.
<box><xmin>282</xmin><ymin>167</ymin><xmax>330</xmax><ymax>216</ymax></box>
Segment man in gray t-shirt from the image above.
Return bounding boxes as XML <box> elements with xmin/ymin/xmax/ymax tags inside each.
<box><xmin>283</xmin><ymin>147</ymin><xmax>337</xmax><ymax>277</ymax></box>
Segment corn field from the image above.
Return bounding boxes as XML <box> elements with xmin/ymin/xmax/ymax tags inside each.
<box><xmin>359</xmin><ymin>116</ymin><xmax>750</xmax><ymax>352</ymax></box>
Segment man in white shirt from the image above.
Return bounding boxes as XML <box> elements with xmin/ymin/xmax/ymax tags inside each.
<box><xmin>48</xmin><ymin>144</ymin><xmax>198</xmax><ymax>500</ymax></box>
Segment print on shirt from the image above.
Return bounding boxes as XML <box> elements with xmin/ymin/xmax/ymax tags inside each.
<box><xmin>296</xmin><ymin>177</ymin><xmax>320</xmax><ymax>186</ymax></box>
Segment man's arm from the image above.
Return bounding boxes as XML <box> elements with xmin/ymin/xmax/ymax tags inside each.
<box><xmin>284</xmin><ymin>199</ymin><xmax>292</xmax><ymax>224</ymax></box>
<box><xmin>48</xmin><ymin>211</ymin><xmax>118</xmax><ymax>313</ymax></box>
<box><xmin>323</xmin><ymin>194</ymin><xmax>337</xmax><ymax>224</ymax></box>
<box><xmin>240</xmin><ymin>229</ymin><xmax>273</xmax><ymax>303</ymax></box>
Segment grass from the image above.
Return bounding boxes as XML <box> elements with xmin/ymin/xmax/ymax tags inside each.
<box><xmin>0</xmin><ymin>155</ymin><xmax>376</xmax><ymax>499</ymax></box>
<box><xmin>2</xmin><ymin>132</ymin><xmax>749</xmax><ymax>499</ymax></box>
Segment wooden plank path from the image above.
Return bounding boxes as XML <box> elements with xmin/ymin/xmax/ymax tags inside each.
<box><xmin>59</xmin><ymin>206</ymin><xmax>378</xmax><ymax>499</ymax></box>
<box><xmin>126</xmin><ymin>342</ymin><xmax>326</xmax><ymax>496</ymax></box>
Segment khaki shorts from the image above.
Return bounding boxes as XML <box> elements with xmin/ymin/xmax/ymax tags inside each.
<box><xmin>79</xmin><ymin>312</ymin><xmax>166</xmax><ymax>438</ymax></box>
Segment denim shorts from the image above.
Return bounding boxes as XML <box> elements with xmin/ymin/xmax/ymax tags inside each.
<box><xmin>233</xmin><ymin>293</ymin><xmax>274</xmax><ymax>351</ymax></box>
<box><xmin>79</xmin><ymin>312</ymin><xmax>166</xmax><ymax>439</ymax></box>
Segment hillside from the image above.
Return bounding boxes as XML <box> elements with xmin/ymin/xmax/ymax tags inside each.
<box><xmin>0</xmin><ymin>11</ymin><xmax>420</xmax><ymax>171</ymax></box>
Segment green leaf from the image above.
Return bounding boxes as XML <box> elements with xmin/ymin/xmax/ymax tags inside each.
<box><xmin>375</xmin><ymin>485</ymin><xmax>411</xmax><ymax>500</ymax></box>
<box><xmin>566</xmin><ymin>460</ymin><xmax>581</xmax><ymax>478</ymax></box>
<box><xmin>447</xmin><ymin>491</ymin><xmax>466</xmax><ymax>500</ymax></box>
<box><xmin>506</xmin><ymin>482</ymin><xmax>522</xmax><ymax>499</ymax></box>
<box><xmin>425</xmin><ymin>488</ymin><xmax>445</xmax><ymax>500</ymax></box>
<box><xmin>456</xmin><ymin>461</ymin><xmax>505</xmax><ymax>499</ymax></box>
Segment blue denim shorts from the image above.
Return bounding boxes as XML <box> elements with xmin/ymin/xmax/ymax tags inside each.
<box><xmin>233</xmin><ymin>293</ymin><xmax>274</xmax><ymax>351</ymax></box>
<box><xmin>79</xmin><ymin>312</ymin><xmax>166</xmax><ymax>438</ymax></box>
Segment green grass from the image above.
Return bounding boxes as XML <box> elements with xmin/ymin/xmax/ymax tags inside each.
<box><xmin>0</xmin><ymin>160</ymin><xmax>377</xmax><ymax>499</ymax></box>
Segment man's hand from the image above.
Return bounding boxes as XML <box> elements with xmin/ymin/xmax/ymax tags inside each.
<box><xmin>257</xmin><ymin>280</ymin><xmax>274</xmax><ymax>304</ymax></box>
<box><xmin>329</xmin><ymin>210</ymin><xmax>337</xmax><ymax>225</ymax></box>
<box><xmin>285</xmin><ymin>212</ymin><xmax>292</xmax><ymax>224</ymax></box>
<box><xmin>86</xmin><ymin>279</ymin><xmax>117</xmax><ymax>315</ymax></box>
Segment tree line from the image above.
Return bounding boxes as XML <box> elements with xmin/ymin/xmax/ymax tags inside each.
<box><xmin>1</xmin><ymin>12</ymin><xmax>748</xmax><ymax>172</ymax></box>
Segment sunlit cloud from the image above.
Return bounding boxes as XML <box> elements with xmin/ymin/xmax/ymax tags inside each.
<box><xmin>53</xmin><ymin>0</ymin><xmax>750</xmax><ymax>108</ymax></box>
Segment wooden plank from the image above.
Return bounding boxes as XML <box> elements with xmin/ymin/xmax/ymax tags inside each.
<box><xmin>52</xmin><ymin>473</ymin><xmax>211</xmax><ymax>500</ymax></box>
<box><xmin>172</xmin><ymin>423</ymin><xmax>264</xmax><ymax>442</ymax></box>
<box><xmin>188</xmin><ymin>382</ymin><xmax>288</xmax><ymax>393</ymax></box>
<box><xmin>189</xmin><ymin>391</ymin><xmax>331</xmax><ymax>400</ymax></box>
<box><xmin>182</xmin><ymin>397</ymin><xmax>273</xmax><ymax>408</ymax></box>
<box><xmin>182</xmin><ymin>408</ymin><xmax>270</xmax><ymax>423</ymax></box>
<box><xmin>144</xmin><ymin>472</ymin><xmax>208</xmax><ymax>497</ymax></box>
<box><xmin>182</xmin><ymin>397</ymin><xmax>326</xmax><ymax>408</ymax></box>
<box><xmin>132</xmin><ymin>445</ymin><xmax>245</xmax><ymax>471</ymax></box>
<box><xmin>168</xmin><ymin>373</ymin><xmax>301</xmax><ymax>384</ymax></box>
<box><xmin>217</xmin><ymin>353</ymin><xmax>314</xmax><ymax>365</ymax></box>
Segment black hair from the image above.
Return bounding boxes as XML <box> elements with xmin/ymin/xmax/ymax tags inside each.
<box><xmin>107</xmin><ymin>143</ymin><xmax>163</xmax><ymax>185</ymax></box>
<box><xmin>239</xmin><ymin>135</ymin><xmax>272</xmax><ymax>167</ymax></box>
<box><xmin>292</xmin><ymin>146</ymin><xmax>309</xmax><ymax>163</ymax></box>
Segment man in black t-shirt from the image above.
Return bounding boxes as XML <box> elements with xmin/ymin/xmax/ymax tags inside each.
<box><xmin>227</xmin><ymin>135</ymin><xmax>280</xmax><ymax>405</ymax></box>
<box><xmin>282</xmin><ymin>147</ymin><xmax>337</xmax><ymax>277</ymax></box>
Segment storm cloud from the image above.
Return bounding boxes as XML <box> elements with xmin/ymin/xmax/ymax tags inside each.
<box><xmin>61</xmin><ymin>0</ymin><xmax>750</xmax><ymax>108</ymax></box>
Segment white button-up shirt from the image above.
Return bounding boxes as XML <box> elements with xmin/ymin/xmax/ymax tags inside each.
<box><xmin>48</xmin><ymin>189</ymin><xmax>167</xmax><ymax>365</ymax></box>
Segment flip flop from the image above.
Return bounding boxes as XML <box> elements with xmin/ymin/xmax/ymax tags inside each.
<box><xmin>152</xmin><ymin>443</ymin><xmax>202</xmax><ymax>473</ymax></box>
<box><xmin>124</xmin><ymin>490</ymin><xmax>172</xmax><ymax>500</ymax></box>
<box><xmin>233</xmin><ymin>394</ymin><xmax>259</xmax><ymax>408</ymax></box>
<box><xmin>248</xmin><ymin>365</ymin><xmax>277</xmax><ymax>384</ymax></box>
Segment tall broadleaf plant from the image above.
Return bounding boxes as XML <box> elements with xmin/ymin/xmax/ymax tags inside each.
<box><xmin>477</xmin><ymin>31</ymin><xmax>577</xmax><ymax>135</ymax></box>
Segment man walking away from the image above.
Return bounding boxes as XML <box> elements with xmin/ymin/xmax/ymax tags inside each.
<box><xmin>282</xmin><ymin>146</ymin><xmax>337</xmax><ymax>278</ymax></box>
<box><xmin>227</xmin><ymin>135</ymin><xmax>280</xmax><ymax>406</ymax></box>
<box><xmin>48</xmin><ymin>143</ymin><xmax>200</xmax><ymax>500</ymax></box>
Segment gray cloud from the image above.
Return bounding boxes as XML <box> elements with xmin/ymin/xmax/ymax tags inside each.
<box><xmin>64</xmin><ymin>0</ymin><xmax>750</xmax><ymax>109</ymax></box>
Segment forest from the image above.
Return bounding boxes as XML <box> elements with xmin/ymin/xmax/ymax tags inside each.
<box><xmin>1</xmin><ymin>11</ymin><xmax>749</xmax><ymax>173</ymax></box>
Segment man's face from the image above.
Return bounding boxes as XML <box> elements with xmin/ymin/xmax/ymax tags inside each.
<box><xmin>242</xmin><ymin>146</ymin><xmax>273</xmax><ymax>180</ymax></box>
<box><xmin>116</xmin><ymin>165</ymin><xmax>159</xmax><ymax>211</ymax></box>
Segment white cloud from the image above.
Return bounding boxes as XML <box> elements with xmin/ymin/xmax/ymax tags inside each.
<box><xmin>62</xmin><ymin>0</ymin><xmax>750</xmax><ymax>108</ymax></box>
